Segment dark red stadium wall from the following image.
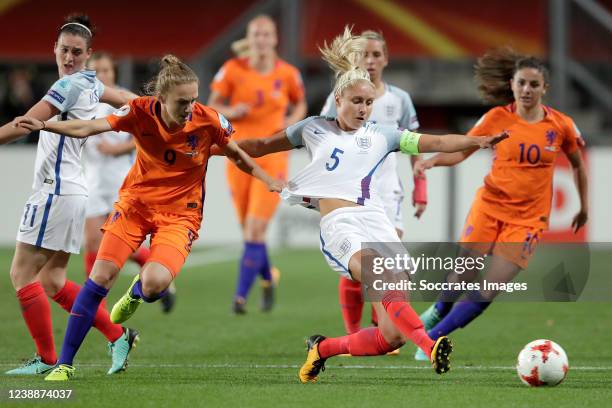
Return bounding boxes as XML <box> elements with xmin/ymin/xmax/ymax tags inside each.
<box><xmin>0</xmin><ymin>0</ymin><xmax>255</xmax><ymax>60</ymax></box>
<box><xmin>3</xmin><ymin>0</ymin><xmax>610</xmax><ymax>62</ymax></box>
<box><xmin>301</xmin><ymin>0</ymin><xmax>548</xmax><ymax>58</ymax></box>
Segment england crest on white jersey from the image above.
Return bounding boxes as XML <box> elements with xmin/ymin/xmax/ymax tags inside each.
<box><xmin>281</xmin><ymin>117</ymin><xmax>410</xmax><ymax>210</ymax></box>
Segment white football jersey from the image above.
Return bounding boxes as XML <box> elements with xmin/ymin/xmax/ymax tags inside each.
<box><xmin>83</xmin><ymin>102</ymin><xmax>134</xmax><ymax>196</ymax></box>
<box><xmin>282</xmin><ymin>117</ymin><xmax>417</xmax><ymax>210</ymax></box>
<box><xmin>321</xmin><ymin>83</ymin><xmax>419</xmax><ymax>201</ymax></box>
<box><xmin>33</xmin><ymin>70</ymin><xmax>105</xmax><ymax>196</ymax></box>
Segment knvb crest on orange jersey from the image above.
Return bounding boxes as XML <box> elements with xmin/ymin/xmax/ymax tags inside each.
<box><xmin>185</xmin><ymin>134</ymin><xmax>199</xmax><ymax>157</ymax></box>
<box><xmin>545</xmin><ymin>130</ymin><xmax>559</xmax><ymax>152</ymax></box>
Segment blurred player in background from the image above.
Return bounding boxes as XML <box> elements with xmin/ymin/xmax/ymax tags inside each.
<box><xmin>0</xmin><ymin>14</ymin><xmax>138</xmax><ymax>376</ymax></box>
<box><xmin>208</xmin><ymin>14</ymin><xmax>307</xmax><ymax>314</ymax></box>
<box><xmin>16</xmin><ymin>54</ymin><xmax>284</xmax><ymax>381</ymax></box>
<box><xmin>233</xmin><ymin>27</ymin><xmax>509</xmax><ymax>383</ymax></box>
<box><xmin>321</xmin><ymin>30</ymin><xmax>426</xmax><ymax>340</ymax></box>
<box><xmin>84</xmin><ymin>52</ymin><xmax>176</xmax><ymax>313</ymax></box>
<box><xmin>413</xmin><ymin>47</ymin><xmax>588</xmax><ymax>360</ymax></box>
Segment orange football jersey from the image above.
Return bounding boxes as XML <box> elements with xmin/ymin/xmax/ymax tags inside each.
<box><xmin>106</xmin><ymin>96</ymin><xmax>232</xmax><ymax>216</ymax></box>
<box><xmin>210</xmin><ymin>57</ymin><xmax>304</xmax><ymax>139</ymax></box>
<box><xmin>468</xmin><ymin>104</ymin><xmax>580</xmax><ymax>229</ymax></box>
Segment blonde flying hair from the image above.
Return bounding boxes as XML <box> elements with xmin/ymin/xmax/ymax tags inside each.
<box><xmin>145</xmin><ymin>54</ymin><xmax>199</xmax><ymax>96</ymax></box>
<box><xmin>319</xmin><ymin>26</ymin><xmax>373</xmax><ymax>96</ymax></box>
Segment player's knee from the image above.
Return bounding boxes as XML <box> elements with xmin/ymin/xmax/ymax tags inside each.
<box><xmin>142</xmin><ymin>279</ymin><xmax>168</xmax><ymax>297</ymax></box>
<box><xmin>9</xmin><ymin>265</ymin><xmax>28</xmax><ymax>289</ymax></box>
<box><xmin>9</xmin><ymin>261</ymin><xmax>39</xmax><ymax>290</ymax></box>
<box><xmin>244</xmin><ymin>218</ymin><xmax>268</xmax><ymax>242</ymax></box>
<box><xmin>90</xmin><ymin>260</ymin><xmax>120</xmax><ymax>288</ymax></box>
<box><xmin>38</xmin><ymin>274</ymin><xmax>65</xmax><ymax>297</ymax></box>
<box><xmin>140</xmin><ymin>275</ymin><xmax>169</xmax><ymax>298</ymax></box>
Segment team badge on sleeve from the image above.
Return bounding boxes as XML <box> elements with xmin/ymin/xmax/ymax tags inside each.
<box><xmin>112</xmin><ymin>105</ymin><xmax>131</xmax><ymax>117</ymax></box>
<box><xmin>47</xmin><ymin>90</ymin><xmax>66</xmax><ymax>104</ymax></box>
<box><xmin>218</xmin><ymin>113</ymin><xmax>234</xmax><ymax>136</ymax></box>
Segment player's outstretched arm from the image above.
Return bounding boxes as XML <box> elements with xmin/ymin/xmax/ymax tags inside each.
<box><xmin>101</xmin><ymin>87</ymin><xmax>138</xmax><ymax>109</ymax></box>
<box><xmin>417</xmin><ymin>132</ymin><xmax>508</xmax><ymax>153</ymax></box>
<box><xmin>222</xmin><ymin>140</ymin><xmax>286</xmax><ymax>192</ymax></box>
<box><xmin>237</xmin><ymin>130</ymin><xmax>295</xmax><ymax>158</ymax></box>
<box><xmin>405</xmin><ymin>131</ymin><xmax>507</xmax><ymax>176</ymax></box>
<box><xmin>413</xmin><ymin>150</ymin><xmax>477</xmax><ymax>177</ymax></box>
<box><xmin>0</xmin><ymin>100</ymin><xmax>58</xmax><ymax>145</ymax></box>
<box><xmin>14</xmin><ymin>116</ymin><xmax>112</xmax><ymax>139</ymax></box>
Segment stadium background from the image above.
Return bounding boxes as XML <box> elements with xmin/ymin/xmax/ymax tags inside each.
<box><xmin>0</xmin><ymin>1</ymin><xmax>611</xmax><ymax>406</ymax></box>
<box><xmin>0</xmin><ymin>0</ymin><xmax>610</xmax><ymax>248</ymax></box>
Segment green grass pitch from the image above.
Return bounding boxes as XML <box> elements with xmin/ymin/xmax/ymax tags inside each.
<box><xmin>1</xmin><ymin>247</ymin><xmax>610</xmax><ymax>407</ymax></box>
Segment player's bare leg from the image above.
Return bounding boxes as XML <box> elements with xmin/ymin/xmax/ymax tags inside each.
<box><xmin>110</xmin><ymin>261</ymin><xmax>172</xmax><ymax>324</ymax></box>
<box><xmin>85</xmin><ymin>215</ymin><xmax>175</xmax><ymax>313</ymax></box>
<box><xmin>300</xmin><ymin>249</ymin><xmax>453</xmax><ymax>382</ymax></box>
<box><xmin>9</xmin><ymin>242</ymin><xmax>55</xmax><ymax>291</ymax></box>
<box><xmin>84</xmin><ymin>215</ymin><xmax>106</xmax><ymax>276</ymax></box>
<box><xmin>38</xmin><ymin>251</ymin><xmax>70</xmax><ymax>297</ymax></box>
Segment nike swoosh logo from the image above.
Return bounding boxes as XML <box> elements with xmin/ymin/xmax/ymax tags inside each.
<box><xmin>70</xmin><ymin>312</ymin><xmax>84</xmax><ymax>317</ymax></box>
<box><xmin>394</xmin><ymin>305</ymin><xmax>407</xmax><ymax>318</ymax></box>
<box><xmin>314</xmin><ymin>130</ymin><xmax>324</xmax><ymax>135</ymax></box>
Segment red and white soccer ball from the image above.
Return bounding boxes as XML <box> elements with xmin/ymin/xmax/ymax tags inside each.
<box><xmin>516</xmin><ymin>339</ymin><xmax>569</xmax><ymax>387</ymax></box>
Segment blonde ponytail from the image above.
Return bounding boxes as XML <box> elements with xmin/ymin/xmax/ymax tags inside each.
<box><xmin>319</xmin><ymin>26</ymin><xmax>373</xmax><ymax>96</ymax></box>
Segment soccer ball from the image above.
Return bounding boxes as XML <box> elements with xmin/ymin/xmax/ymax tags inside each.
<box><xmin>516</xmin><ymin>339</ymin><xmax>569</xmax><ymax>387</ymax></box>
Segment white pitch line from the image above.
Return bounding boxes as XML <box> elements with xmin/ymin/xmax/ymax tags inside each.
<box><xmin>183</xmin><ymin>248</ymin><xmax>240</xmax><ymax>268</ymax></box>
<box><xmin>1</xmin><ymin>363</ymin><xmax>610</xmax><ymax>371</ymax></box>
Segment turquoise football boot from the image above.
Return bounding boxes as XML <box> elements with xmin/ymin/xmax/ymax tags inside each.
<box><xmin>5</xmin><ymin>355</ymin><xmax>55</xmax><ymax>375</ymax></box>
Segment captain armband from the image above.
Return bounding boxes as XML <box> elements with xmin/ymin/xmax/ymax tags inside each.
<box><xmin>399</xmin><ymin>130</ymin><xmax>422</xmax><ymax>155</ymax></box>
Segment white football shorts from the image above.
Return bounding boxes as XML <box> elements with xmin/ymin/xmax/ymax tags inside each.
<box><xmin>16</xmin><ymin>191</ymin><xmax>87</xmax><ymax>254</ymax></box>
<box><xmin>319</xmin><ymin>205</ymin><xmax>409</xmax><ymax>280</ymax></box>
